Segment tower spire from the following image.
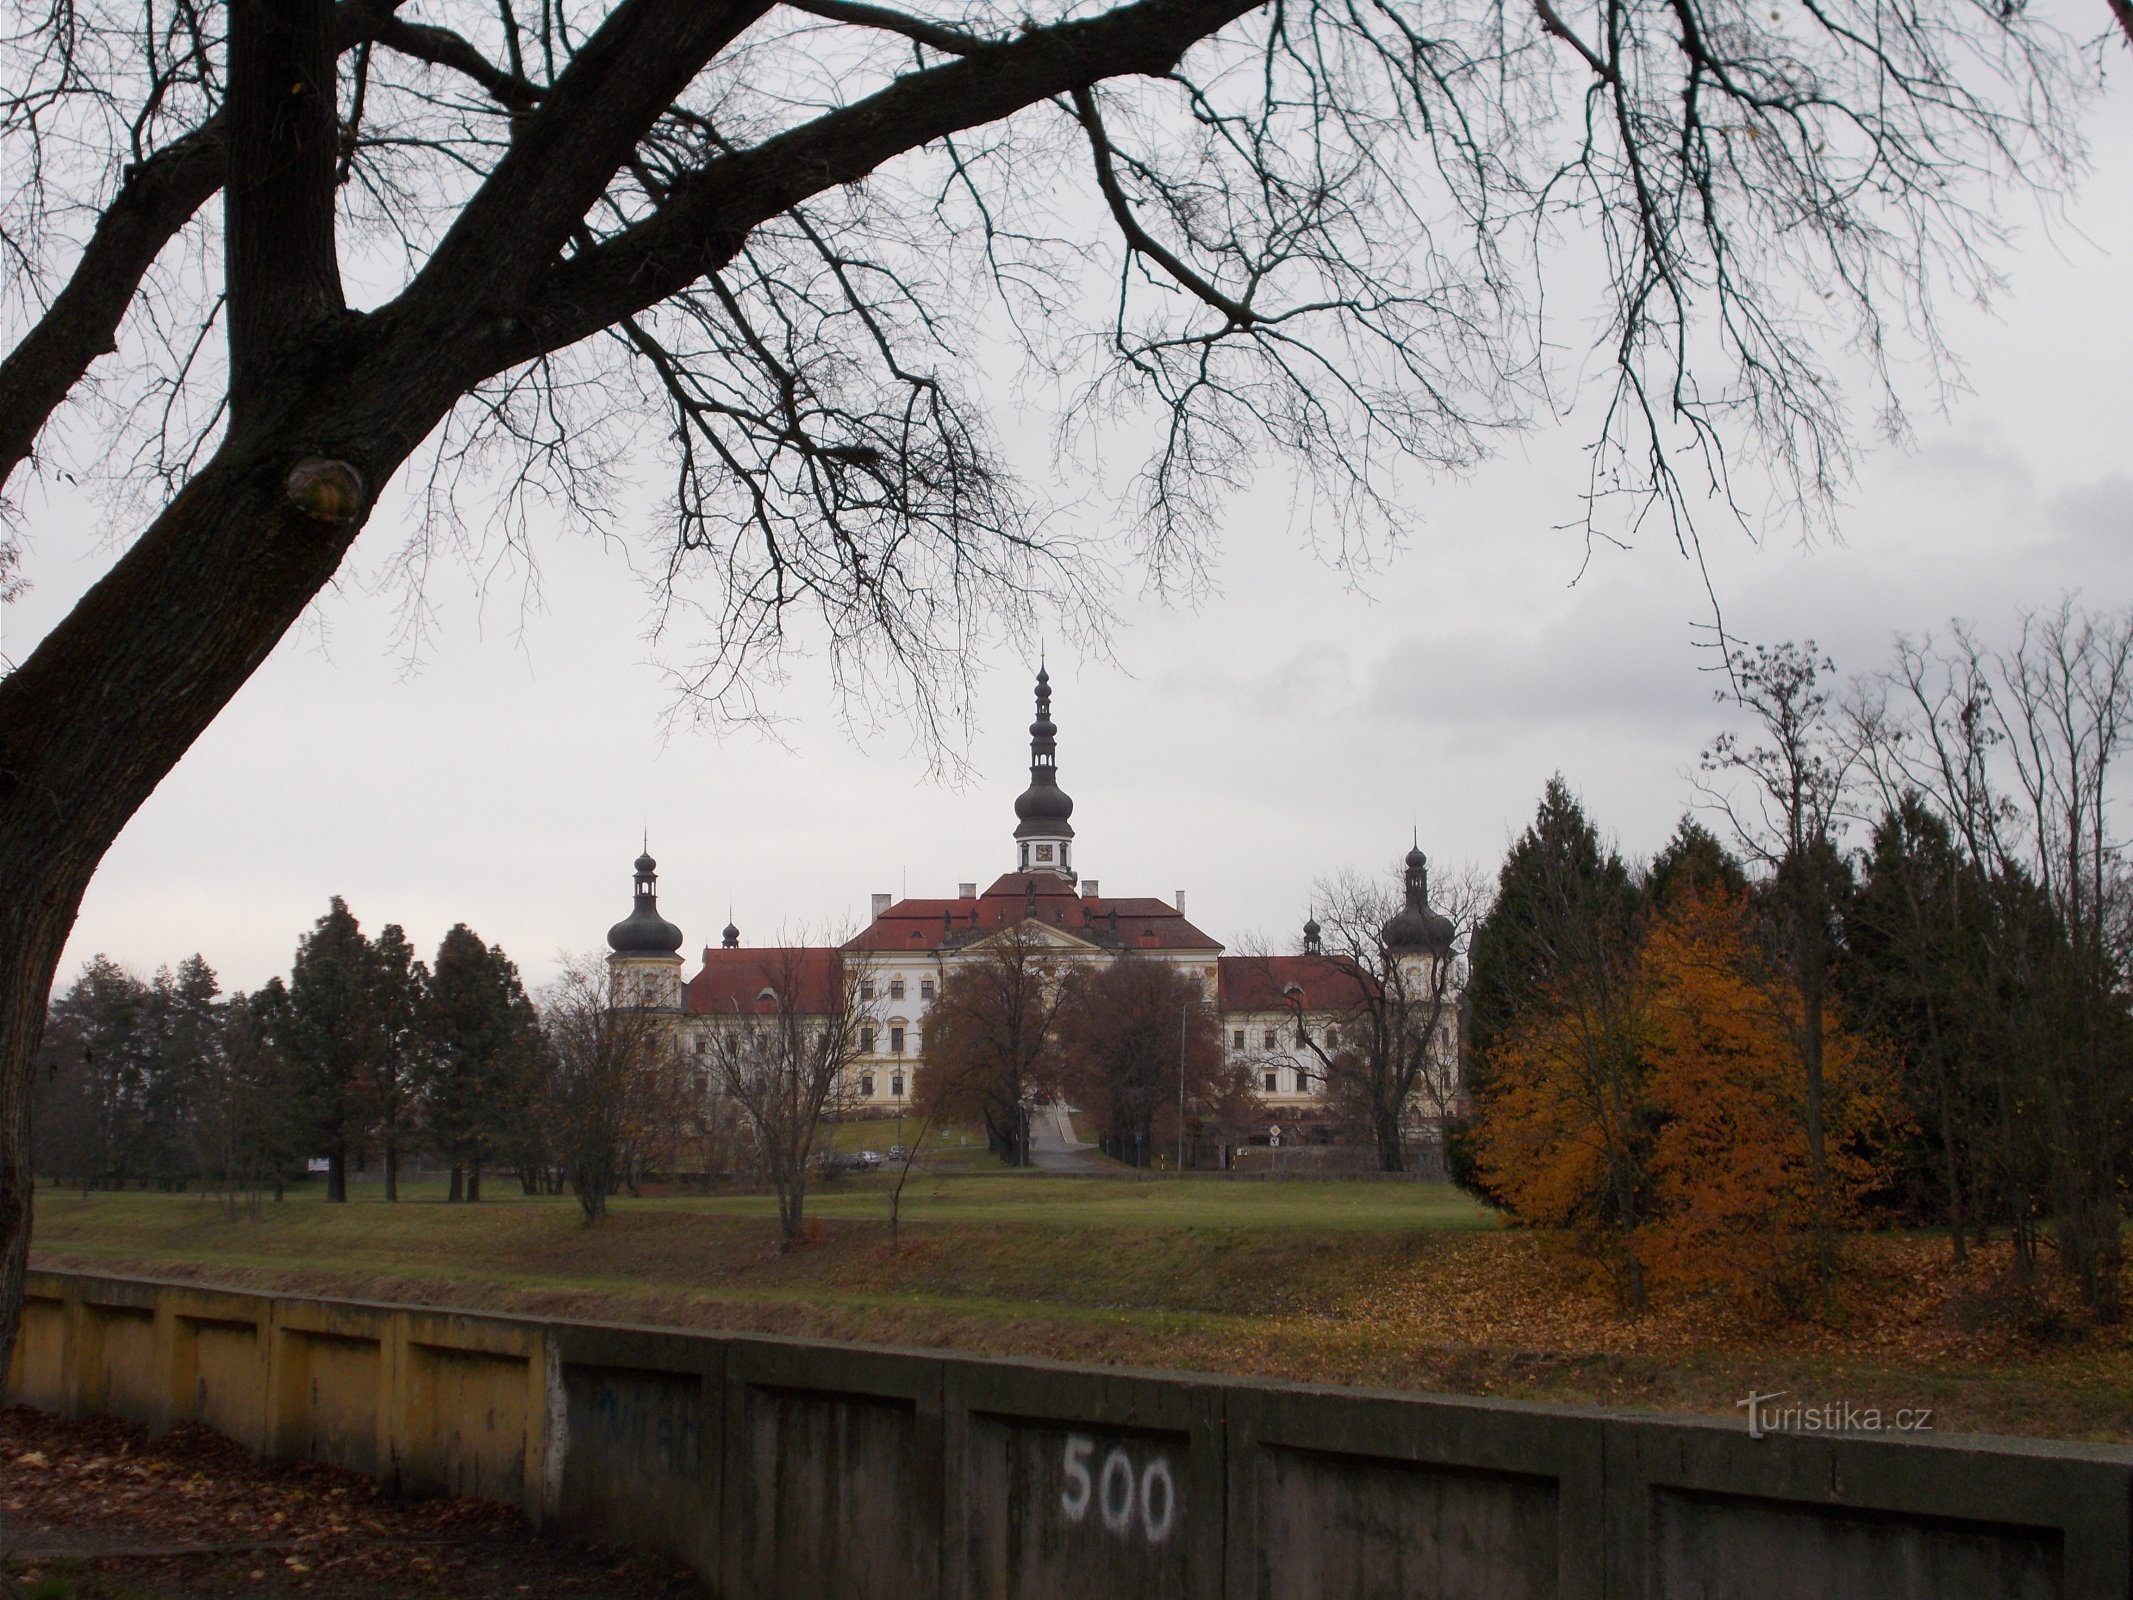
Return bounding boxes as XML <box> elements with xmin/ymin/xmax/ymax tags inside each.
<box><xmin>1011</xmin><ymin>666</ymin><xmax>1076</xmax><ymax>882</ymax></box>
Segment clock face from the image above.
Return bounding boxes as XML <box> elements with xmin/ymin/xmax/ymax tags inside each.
<box><xmin>1036</xmin><ymin>844</ymin><xmax>1054</xmax><ymax>862</ymax></box>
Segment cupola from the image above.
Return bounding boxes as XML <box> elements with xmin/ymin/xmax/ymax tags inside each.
<box><xmin>1011</xmin><ymin>666</ymin><xmax>1077</xmax><ymax>882</ymax></box>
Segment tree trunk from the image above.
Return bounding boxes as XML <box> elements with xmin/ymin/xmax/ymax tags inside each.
<box><xmin>327</xmin><ymin>1145</ymin><xmax>348</xmax><ymax>1204</ymax></box>
<box><xmin>467</xmin><ymin>1161</ymin><xmax>482</xmax><ymax>1203</ymax></box>
<box><xmin>1376</xmin><ymin>1109</ymin><xmax>1404</xmax><ymax>1173</ymax></box>
<box><xmin>0</xmin><ymin>887</ymin><xmax>72</xmax><ymax>1381</ymax></box>
<box><xmin>384</xmin><ymin>1135</ymin><xmax>398</xmax><ymax>1203</ymax></box>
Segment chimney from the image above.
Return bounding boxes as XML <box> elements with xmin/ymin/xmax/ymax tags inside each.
<box><xmin>1175</xmin><ymin>890</ymin><xmax>1186</xmax><ymax>915</ymax></box>
<box><xmin>871</xmin><ymin>892</ymin><xmax>892</xmax><ymax>920</ymax></box>
<box><xmin>1082</xmin><ymin>880</ymin><xmax>1099</xmax><ymax>898</ymax></box>
<box><xmin>959</xmin><ymin>881</ymin><xmax>976</xmax><ymax>900</ymax></box>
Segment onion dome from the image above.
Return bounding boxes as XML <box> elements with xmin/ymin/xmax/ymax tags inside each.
<box><xmin>1011</xmin><ymin>666</ymin><xmax>1076</xmax><ymax>837</ymax></box>
<box><xmin>608</xmin><ymin>850</ymin><xmax>685</xmax><ymax>954</ymax></box>
<box><xmin>1303</xmin><ymin>915</ymin><xmax>1323</xmax><ymax>956</ymax></box>
<box><xmin>1383</xmin><ymin>844</ymin><xmax>1455</xmax><ymax>953</ymax></box>
<box><xmin>721</xmin><ymin>918</ymin><xmax>741</xmax><ymax>950</ymax></box>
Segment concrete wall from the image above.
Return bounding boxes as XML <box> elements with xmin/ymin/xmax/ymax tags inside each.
<box><xmin>12</xmin><ymin>1268</ymin><xmax>2133</xmax><ymax>1598</ymax></box>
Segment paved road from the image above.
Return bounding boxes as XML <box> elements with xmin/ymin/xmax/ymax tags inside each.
<box><xmin>1027</xmin><ymin>1102</ymin><xmax>1105</xmax><ymax>1173</ymax></box>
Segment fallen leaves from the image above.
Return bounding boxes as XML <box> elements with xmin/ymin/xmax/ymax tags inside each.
<box><xmin>0</xmin><ymin>1407</ymin><xmax>705</xmax><ymax>1598</ymax></box>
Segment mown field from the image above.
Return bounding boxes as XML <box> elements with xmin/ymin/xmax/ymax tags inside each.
<box><xmin>30</xmin><ymin>1174</ymin><xmax>2133</xmax><ymax>1444</ymax></box>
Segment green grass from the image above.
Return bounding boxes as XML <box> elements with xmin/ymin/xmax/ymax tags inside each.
<box><xmin>27</xmin><ymin>1177</ymin><xmax>1487</xmax><ymax>1348</ymax></box>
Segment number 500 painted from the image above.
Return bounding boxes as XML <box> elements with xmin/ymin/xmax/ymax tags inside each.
<box><xmin>1059</xmin><ymin>1434</ymin><xmax>1177</xmax><ymax>1543</ymax></box>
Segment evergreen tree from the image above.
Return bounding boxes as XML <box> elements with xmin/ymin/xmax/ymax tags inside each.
<box><xmin>276</xmin><ymin>898</ymin><xmax>379</xmax><ymax>1202</ymax></box>
<box><xmin>1645</xmin><ymin>815</ymin><xmax>1747</xmax><ymax>911</ymax></box>
<box><xmin>421</xmin><ymin>926</ymin><xmax>535</xmax><ymax>1202</ymax></box>
<box><xmin>33</xmin><ymin>957</ymin><xmax>151</xmax><ymax>1188</ymax></box>
<box><xmin>1842</xmin><ymin>798</ymin><xmax>1985</xmax><ymax>1252</ymax></box>
<box><xmin>1466</xmin><ymin>777</ymin><xmax>1639</xmax><ymax>1067</ymax></box>
<box><xmin>137</xmin><ymin>956</ymin><xmax>222</xmax><ymax>1190</ymax></box>
<box><xmin>368</xmin><ymin>926</ymin><xmax>427</xmax><ymax>1202</ymax></box>
<box><xmin>1453</xmin><ymin>778</ymin><xmax>1640</xmax><ymax>1199</ymax></box>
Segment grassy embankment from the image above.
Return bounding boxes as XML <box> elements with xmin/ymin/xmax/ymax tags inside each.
<box><xmin>31</xmin><ymin>1176</ymin><xmax>2133</xmax><ymax>1443</ymax></box>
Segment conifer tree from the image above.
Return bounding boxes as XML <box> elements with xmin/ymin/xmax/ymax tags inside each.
<box><xmin>1453</xmin><ymin>777</ymin><xmax>1638</xmax><ymax>1199</ymax></box>
<box><xmin>368</xmin><ymin>927</ymin><xmax>428</xmax><ymax>1202</ymax></box>
<box><xmin>276</xmin><ymin>898</ymin><xmax>379</xmax><ymax>1202</ymax></box>
<box><xmin>421</xmin><ymin>926</ymin><xmax>535</xmax><ymax>1202</ymax></box>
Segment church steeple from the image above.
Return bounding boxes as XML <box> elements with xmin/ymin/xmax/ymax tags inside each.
<box><xmin>1011</xmin><ymin>666</ymin><xmax>1076</xmax><ymax>882</ymax></box>
<box><xmin>606</xmin><ymin>843</ymin><xmax>685</xmax><ymax>1011</ymax></box>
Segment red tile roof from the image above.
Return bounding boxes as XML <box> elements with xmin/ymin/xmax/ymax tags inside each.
<box><xmin>683</xmin><ymin>947</ymin><xmax>846</xmax><ymax>1016</ymax></box>
<box><xmin>839</xmin><ymin>873</ymin><xmax>1221</xmax><ymax>954</ymax></box>
<box><xmin>1217</xmin><ymin>954</ymin><xmax>1375</xmax><ymax>1013</ymax></box>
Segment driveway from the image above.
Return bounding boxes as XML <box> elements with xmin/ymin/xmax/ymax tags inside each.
<box><xmin>1027</xmin><ymin>1102</ymin><xmax>1105</xmax><ymax>1174</ymax></box>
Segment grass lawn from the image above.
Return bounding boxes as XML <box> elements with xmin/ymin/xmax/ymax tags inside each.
<box><xmin>30</xmin><ymin>1177</ymin><xmax>2133</xmax><ymax>1445</ymax></box>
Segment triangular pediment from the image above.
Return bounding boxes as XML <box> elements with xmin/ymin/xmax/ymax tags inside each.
<box><xmin>959</xmin><ymin>918</ymin><xmax>1107</xmax><ymax>957</ymax></box>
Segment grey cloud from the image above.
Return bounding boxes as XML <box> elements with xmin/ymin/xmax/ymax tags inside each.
<box><xmin>2046</xmin><ymin>474</ymin><xmax>2133</xmax><ymax>548</ymax></box>
<box><xmin>1367</xmin><ymin>589</ymin><xmax>1718</xmax><ymax>733</ymax></box>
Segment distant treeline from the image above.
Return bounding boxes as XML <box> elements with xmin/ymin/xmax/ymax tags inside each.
<box><xmin>31</xmin><ymin>901</ymin><xmax>720</xmax><ymax>1215</ymax></box>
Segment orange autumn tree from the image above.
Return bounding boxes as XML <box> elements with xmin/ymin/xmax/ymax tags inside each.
<box><xmin>1473</xmin><ymin>965</ymin><xmax>1655</xmax><ymax>1311</ymax></box>
<box><xmin>1641</xmin><ymin>890</ymin><xmax>1894</xmax><ymax>1316</ymax></box>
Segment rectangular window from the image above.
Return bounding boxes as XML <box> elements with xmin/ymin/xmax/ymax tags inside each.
<box><xmin>860</xmin><ymin>1026</ymin><xmax>877</xmax><ymax>1053</ymax></box>
<box><xmin>1232</xmin><ymin>1029</ymin><xmax>1245</xmax><ymax>1049</ymax></box>
<box><xmin>920</xmin><ymin>978</ymin><xmax>935</xmax><ymax>1000</ymax></box>
<box><xmin>1296</xmin><ymin>1069</ymin><xmax>1311</xmax><ymax>1093</ymax></box>
<box><xmin>860</xmin><ymin>1073</ymin><xmax>875</xmax><ymax>1097</ymax></box>
<box><xmin>1326</xmin><ymin>1026</ymin><xmax>1339</xmax><ymax>1048</ymax></box>
<box><xmin>889</xmin><ymin>977</ymin><xmax>906</xmax><ymax>1000</ymax></box>
<box><xmin>890</xmin><ymin>1026</ymin><xmax>906</xmax><ymax>1053</ymax></box>
<box><xmin>1264</xmin><ymin>1071</ymin><xmax>1278</xmax><ymax>1092</ymax></box>
<box><xmin>694</xmin><ymin>1036</ymin><xmax>706</xmax><ymax>1055</ymax></box>
<box><xmin>1264</xmin><ymin>1029</ymin><xmax>1278</xmax><ymax>1051</ymax></box>
<box><xmin>891</xmin><ymin>1073</ymin><xmax>905</xmax><ymax>1098</ymax></box>
<box><xmin>860</xmin><ymin>979</ymin><xmax>876</xmax><ymax>1000</ymax></box>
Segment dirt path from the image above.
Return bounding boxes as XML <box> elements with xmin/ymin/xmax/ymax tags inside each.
<box><xmin>0</xmin><ymin>1407</ymin><xmax>705</xmax><ymax>1600</ymax></box>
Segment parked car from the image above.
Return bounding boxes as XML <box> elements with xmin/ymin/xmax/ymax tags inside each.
<box><xmin>854</xmin><ymin>1149</ymin><xmax>883</xmax><ymax>1170</ymax></box>
<box><xmin>887</xmin><ymin>1145</ymin><xmax>907</xmax><ymax>1163</ymax></box>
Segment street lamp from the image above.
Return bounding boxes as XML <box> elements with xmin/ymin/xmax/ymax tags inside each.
<box><xmin>1177</xmin><ymin>996</ymin><xmax>1188</xmax><ymax>1176</ymax></box>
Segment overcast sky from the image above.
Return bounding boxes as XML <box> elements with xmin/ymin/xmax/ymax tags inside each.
<box><xmin>7</xmin><ymin>66</ymin><xmax>2130</xmax><ymax>1000</ymax></box>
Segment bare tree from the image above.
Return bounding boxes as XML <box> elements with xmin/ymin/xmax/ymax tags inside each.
<box><xmin>1054</xmin><ymin>956</ymin><xmax>1223</xmax><ymax>1168</ymax></box>
<box><xmin>703</xmin><ymin>943</ymin><xmax>860</xmax><ymax>1249</ymax></box>
<box><xmin>0</xmin><ymin>0</ymin><xmax>2095</xmax><ymax>1373</ymax></box>
<box><xmin>539</xmin><ymin>952</ymin><xmax>687</xmax><ymax>1223</ymax></box>
<box><xmin>1294</xmin><ymin>856</ymin><xmax>1482</xmax><ymax>1172</ymax></box>
<box><xmin>1699</xmin><ymin>641</ymin><xmax>1864</xmax><ymax>1303</ymax></box>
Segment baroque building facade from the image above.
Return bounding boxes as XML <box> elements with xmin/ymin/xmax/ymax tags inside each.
<box><xmin>606</xmin><ymin>670</ymin><xmax>1464</xmax><ymax>1125</ymax></box>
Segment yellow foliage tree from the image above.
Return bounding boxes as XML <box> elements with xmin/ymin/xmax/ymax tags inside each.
<box><xmin>1472</xmin><ymin>963</ymin><xmax>1653</xmax><ymax>1311</ymax></box>
<box><xmin>1641</xmin><ymin>891</ymin><xmax>1894</xmax><ymax>1316</ymax></box>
